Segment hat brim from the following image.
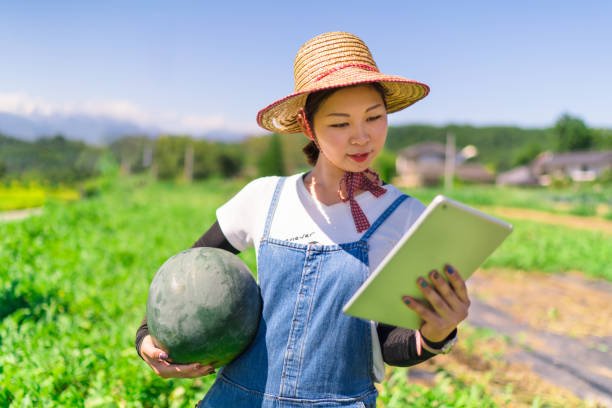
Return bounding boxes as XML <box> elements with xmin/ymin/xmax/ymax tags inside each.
<box><xmin>257</xmin><ymin>67</ymin><xmax>430</xmax><ymax>134</ymax></box>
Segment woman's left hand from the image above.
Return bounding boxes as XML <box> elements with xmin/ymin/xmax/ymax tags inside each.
<box><xmin>402</xmin><ymin>264</ymin><xmax>471</xmax><ymax>342</ymax></box>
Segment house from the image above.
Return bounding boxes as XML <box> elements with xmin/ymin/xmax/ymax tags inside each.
<box><xmin>496</xmin><ymin>165</ymin><xmax>539</xmax><ymax>186</ymax></box>
<box><xmin>395</xmin><ymin>142</ymin><xmax>494</xmax><ymax>187</ymax></box>
<box><xmin>497</xmin><ymin>150</ymin><xmax>612</xmax><ymax>186</ymax></box>
<box><xmin>533</xmin><ymin>150</ymin><xmax>612</xmax><ymax>185</ymax></box>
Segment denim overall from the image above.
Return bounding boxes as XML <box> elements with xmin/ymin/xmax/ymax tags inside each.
<box><xmin>199</xmin><ymin>178</ymin><xmax>407</xmax><ymax>407</ymax></box>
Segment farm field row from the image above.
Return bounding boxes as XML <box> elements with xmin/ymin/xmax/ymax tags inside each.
<box><xmin>0</xmin><ymin>182</ymin><xmax>80</xmax><ymax>211</ymax></box>
<box><xmin>1</xmin><ymin>178</ymin><xmax>609</xmax><ymax>406</ymax></box>
<box><xmin>1</xmin><ymin>176</ymin><xmax>611</xmax><ymax>218</ymax></box>
<box><xmin>406</xmin><ymin>184</ymin><xmax>612</xmax><ymax>220</ymax></box>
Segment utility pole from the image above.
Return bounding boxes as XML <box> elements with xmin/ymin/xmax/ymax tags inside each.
<box><xmin>444</xmin><ymin>132</ymin><xmax>455</xmax><ymax>192</ymax></box>
<box><xmin>142</xmin><ymin>143</ymin><xmax>153</xmax><ymax>168</ymax></box>
<box><xmin>184</xmin><ymin>144</ymin><xmax>194</xmax><ymax>183</ymax></box>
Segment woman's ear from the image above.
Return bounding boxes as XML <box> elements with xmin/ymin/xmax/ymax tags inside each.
<box><xmin>296</xmin><ymin>109</ymin><xmax>307</xmax><ymax>131</ymax></box>
<box><xmin>297</xmin><ymin>108</ymin><xmax>315</xmax><ymax>141</ymax></box>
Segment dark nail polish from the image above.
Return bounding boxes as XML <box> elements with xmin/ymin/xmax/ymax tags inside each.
<box><xmin>431</xmin><ymin>270</ymin><xmax>439</xmax><ymax>280</ymax></box>
<box><xmin>446</xmin><ymin>265</ymin><xmax>455</xmax><ymax>274</ymax></box>
<box><xmin>402</xmin><ymin>296</ymin><xmax>411</xmax><ymax>305</ymax></box>
<box><xmin>419</xmin><ymin>279</ymin><xmax>428</xmax><ymax>288</ymax></box>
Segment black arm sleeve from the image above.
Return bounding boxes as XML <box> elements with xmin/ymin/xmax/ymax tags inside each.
<box><xmin>191</xmin><ymin>221</ymin><xmax>240</xmax><ymax>255</ymax></box>
<box><xmin>135</xmin><ymin>220</ymin><xmax>239</xmax><ymax>358</ymax></box>
<box><xmin>377</xmin><ymin>324</ymin><xmax>457</xmax><ymax>367</ymax></box>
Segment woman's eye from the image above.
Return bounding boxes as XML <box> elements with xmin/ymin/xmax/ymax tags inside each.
<box><xmin>367</xmin><ymin>115</ymin><xmax>382</xmax><ymax>122</ymax></box>
<box><xmin>330</xmin><ymin>123</ymin><xmax>349</xmax><ymax>128</ymax></box>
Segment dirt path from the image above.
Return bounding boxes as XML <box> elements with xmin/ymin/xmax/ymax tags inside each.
<box><xmin>409</xmin><ymin>269</ymin><xmax>612</xmax><ymax>407</ymax></box>
<box><xmin>488</xmin><ymin>206</ymin><xmax>612</xmax><ymax>235</ymax></box>
<box><xmin>0</xmin><ymin>208</ymin><xmax>43</xmax><ymax>222</ymax></box>
<box><xmin>468</xmin><ymin>270</ymin><xmax>612</xmax><ymax>406</ymax></box>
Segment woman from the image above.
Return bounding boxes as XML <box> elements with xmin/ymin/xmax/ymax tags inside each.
<box><xmin>136</xmin><ymin>31</ymin><xmax>470</xmax><ymax>407</ymax></box>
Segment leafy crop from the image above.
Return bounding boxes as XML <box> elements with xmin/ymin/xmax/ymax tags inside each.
<box><xmin>2</xmin><ymin>177</ymin><xmax>606</xmax><ymax>406</ymax></box>
<box><xmin>484</xmin><ymin>219</ymin><xmax>611</xmax><ymax>280</ymax></box>
<box><xmin>0</xmin><ymin>179</ymin><xmax>239</xmax><ymax>406</ymax></box>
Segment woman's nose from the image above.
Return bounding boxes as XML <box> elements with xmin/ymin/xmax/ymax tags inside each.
<box><xmin>351</xmin><ymin>126</ymin><xmax>370</xmax><ymax>145</ymax></box>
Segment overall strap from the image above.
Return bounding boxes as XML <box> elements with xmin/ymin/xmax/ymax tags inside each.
<box><xmin>262</xmin><ymin>177</ymin><xmax>286</xmax><ymax>240</ymax></box>
<box><xmin>361</xmin><ymin>195</ymin><xmax>409</xmax><ymax>242</ymax></box>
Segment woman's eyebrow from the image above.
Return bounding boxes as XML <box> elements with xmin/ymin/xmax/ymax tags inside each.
<box><xmin>325</xmin><ymin>104</ymin><xmax>384</xmax><ymax>117</ymax></box>
<box><xmin>366</xmin><ymin>103</ymin><xmax>383</xmax><ymax>112</ymax></box>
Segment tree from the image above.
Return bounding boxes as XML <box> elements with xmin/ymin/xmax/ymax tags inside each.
<box><xmin>554</xmin><ymin>113</ymin><xmax>593</xmax><ymax>151</ymax></box>
<box><xmin>513</xmin><ymin>142</ymin><xmax>542</xmax><ymax>166</ymax></box>
<box><xmin>216</xmin><ymin>143</ymin><xmax>244</xmax><ymax>178</ymax></box>
<box><xmin>257</xmin><ymin>133</ymin><xmax>286</xmax><ymax>177</ymax></box>
<box><xmin>372</xmin><ymin>149</ymin><xmax>397</xmax><ymax>183</ymax></box>
<box><xmin>154</xmin><ymin>135</ymin><xmax>191</xmax><ymax>180</ymax></box>
<box><xmin>192</xmin><ymin>140</ymin><xmax>217</xmax><ymax>180</ymax></box>
<box><xmin>109</xmin><ymin>136</ymin><xmax>153</xmax><ymax>174</ymax></box>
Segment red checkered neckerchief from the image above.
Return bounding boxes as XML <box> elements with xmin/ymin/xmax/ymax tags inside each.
<box><xmin>298</xmin><ymin>108</ymin><xmax>387</xmax><ymax>233</ymax></box>
<box><xmin>338</xmin><ymin>169</ymin><xmax>387</xmax><ymax>233</ymax></box>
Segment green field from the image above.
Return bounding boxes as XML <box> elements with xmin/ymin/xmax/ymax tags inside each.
<box><xmin>405</xmin><ymin>183</ymin><xmax>612</xmax><ymax>219</ymax></box>
<box><xmin>1</xmin><ymin>178</ymin><xmax>609</xmax><ymax>406</ymax></box>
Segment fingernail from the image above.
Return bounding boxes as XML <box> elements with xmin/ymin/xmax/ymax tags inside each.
<box><xmin>446</xmin><ymin>265</ymin><xmax>455</xmax><ymax>274</ymax></box>
<box><xmin>419</xmin><ymin>279</ymin><xmax>428</xmax><ymax>288</ymax></box>
<box><xmin>159</xmin><ymin>352</ymin><xmax>168</xmax><ymax>360</ymax></box>
<box><xmin>402</xmin><ymin>296</ymin><xmax>411</xmax><ymax>305</ymax></box>
<box><xmin>431</xmin><ymin>270</ymin><xmax>439</xmax><ymax>280</ymax></box>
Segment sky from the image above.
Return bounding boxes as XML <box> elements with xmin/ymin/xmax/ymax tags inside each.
<box><xmin>1</xmin><ymin>0</ymin><xmax>611</xmax><ymax>137</ymax></box>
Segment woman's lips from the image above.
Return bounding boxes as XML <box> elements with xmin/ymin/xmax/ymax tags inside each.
<box><xmin>348</xmin><ymin>152</ymin><xmax>370</xmax><ymax>163</ymax></box>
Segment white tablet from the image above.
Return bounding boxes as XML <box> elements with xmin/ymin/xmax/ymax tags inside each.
<box><xmin>343</xmin><ymin>195</ymin><xmax>513</xmax><ymax>329</ymax></box>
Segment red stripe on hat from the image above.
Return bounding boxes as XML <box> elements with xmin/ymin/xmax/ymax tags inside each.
<box><xmin>315</xmin><ymin>63</ymin><xmax>379</xmax><ymax>82</ymax></box>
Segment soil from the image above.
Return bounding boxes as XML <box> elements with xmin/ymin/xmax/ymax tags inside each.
<box><xmin>407</xmin><ymin>269</ymin><xmax>612</xmax><ymax>407</ymax></box>
<box><xmin>0</xmin><ymin>207</ymin><xmax>43</xmax><ymax>222</ymax></box>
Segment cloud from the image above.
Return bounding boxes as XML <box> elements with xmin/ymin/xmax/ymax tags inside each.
<box><xmin>0</xmin><ymin>92</ymin><xmax>56</xmax><ymax>116</ymax></box>
<box><xmin>0</xmin><ymin>91</ymin><xmax>258</xmax><ymax>136</ymax></box>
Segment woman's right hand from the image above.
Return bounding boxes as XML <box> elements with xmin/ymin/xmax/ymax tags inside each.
<box><xmin>140</xmin><ymin>335</ymin><xmax>216</xmax><ymax>378</ymax></box>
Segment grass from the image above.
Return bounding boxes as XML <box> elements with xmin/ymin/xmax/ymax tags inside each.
<box><xmin>377</xmin><ymin>365</ymin><xmax>498</xmax><ymax>407</ymax></box>
<box><xmin>404</xmin><ymin>183</ymin><xmax>611</xmax><ymax>218</ymax></box>
<box><xmin>401</xmin><ymin>184</ymin><xmax>612</xmax><ymax>281</ymax></box>
<box><xmin>484</xmin><ymin>218</ymin><xmax>611</xmax><ymax>280</ymax></box>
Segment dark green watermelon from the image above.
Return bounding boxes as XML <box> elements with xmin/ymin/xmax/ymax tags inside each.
<box><xmin>146</xmin><ymin>247</ymin><xmax>261</xmax><ymax>367</ymax></box>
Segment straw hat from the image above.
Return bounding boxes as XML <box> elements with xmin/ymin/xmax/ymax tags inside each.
<box><xmin>256</xmin><ymin>31</ymin><xmax>430</xmax><ymax>134</ymax></box>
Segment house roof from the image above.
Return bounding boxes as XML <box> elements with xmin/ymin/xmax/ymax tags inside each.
<box><xmin>497</xmin><ymin>165</ymin><xmax>539</xmax><ymax>185</ymax></box>
<box><xmin>455</xmin><ymin>163</ymin><xmax>495</xmax><ymax>182</ymax></box>
<box><xmin>543</xmin><ymin>150</ymin><xmax>612</xmax><ymax>167</ymax></box>
<box><xmin>530</xmin><ymin>150</ymin><xmax>612</xmax><ymax>174</ymax></box>
<box><xmin>399</xmin><ymin>142</ymin><xmax>446</xmax><ymax>159</ymax></box>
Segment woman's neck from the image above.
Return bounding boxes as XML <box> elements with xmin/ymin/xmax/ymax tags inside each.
<box><xmin>303</xmin><ymin>160</ymin><xmax>351</xmax><ymax>206</ymax></box>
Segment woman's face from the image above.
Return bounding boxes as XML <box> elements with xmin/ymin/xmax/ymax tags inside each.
<box><xmin>312</xmin><ymin>85</ymin><xmax>388</xmax><ymax>175</ymax></box>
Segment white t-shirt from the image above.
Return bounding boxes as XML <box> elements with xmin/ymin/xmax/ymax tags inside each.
<box><xmin>216</xmin><ymin>173</ymin><xmax>426</xmax><ymax>382</ymax></box>
<box><xmin>217</xmin><ymin>173</ymin><xmax>425</xmax><ymax>268</ymax></box>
